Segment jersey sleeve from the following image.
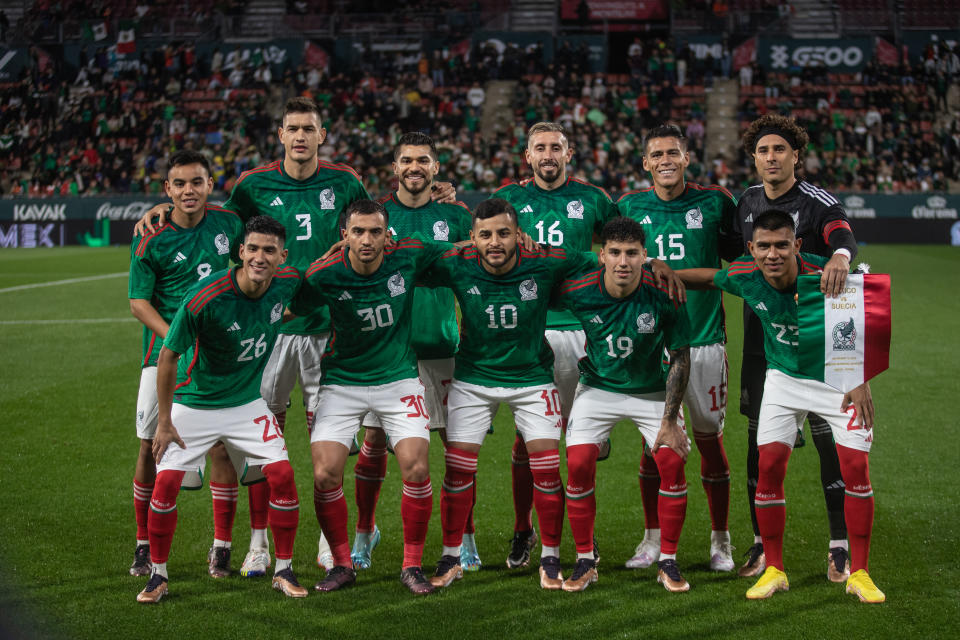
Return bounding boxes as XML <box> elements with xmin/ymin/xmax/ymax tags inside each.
<box><xmin>287</xmin><ymin>269</ymin><xmax>330</xmax><ymax>318</ymax></box>
<box><xmin>415</xmin><ymin>240</ymin><xmax>455</xmax><ymax>274</ymax></box>
<box><xmin>163</xmin><ymin>299</ymin><xmax>200</xmax><ymax>355</ymax></box>
<box><xmin>663</xmin><ymin>297</ymin><xmax>692</xmax><ymax>351</ymax></box>
<box><xmin>223</xmin><ymin>180</ymin><xmax>257</xmax><ymax>223</ymax></box>
<box><xmin>594</xmin><ymin>190</ymin><xmax>618</xmax><ymax>234</ymax></box>
<box><xmin>417</xmin><ymin>247</ymin><xmax>458</xmax><ymax>289</ymax></box>
<box><xmin>346</xmin><ymin>172</ymin><xmax>372</xmax><ymax>204</ymax></box>
<box><xmin>712</xmin><ymin>258</ymin><xmax>752</xmax><ymax>297</ymax></box>
<box><xmin>559</xmin><ymin>248</ymin><xmax>599</xmax><ymax>280</ymax></box>
<box><xmin>128</xmin><ymin>239</ymin><xmax>157</xmax><ymax>300</ymax></box>
<box><xmin>818</xmin><ymin>204</ymin><xmax>858</xmax><ymax>260</ymax></box>
<box><xmin>718</xmin><ymin>191</ymin><xmax>742</xmax><ymax>262</ymax></box>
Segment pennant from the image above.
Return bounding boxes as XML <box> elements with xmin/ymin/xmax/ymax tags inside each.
<box><xmin>92</xmin><ymin>22</ymin><xmax>108</xmax><ymax>41</ymax></box>
<box><xmin>117</xmin><ymin>24</ymin><xmax>136</xmax><ymax>54</ymax></box>
<box><xmin>797</xmin><ymin>273</ymin><xmax>891</xmax><ymax>392</ymax></box>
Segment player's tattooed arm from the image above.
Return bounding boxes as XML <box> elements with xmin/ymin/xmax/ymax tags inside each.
<box><xmin>134</xmin><ymin>204</ymin><xmax>173</xmax><ymax>236</ymax></box>
<box><xmin>655</xmin><ymin>346</ymin><xmax>691</xmax><ymax>460</ymax></box>
<box><xmin>153</xmin><ymin>346</ymin><xmax>186</xmax><ymax>463</ymax></box>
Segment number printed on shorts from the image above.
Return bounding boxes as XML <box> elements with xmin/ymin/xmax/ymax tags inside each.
<box><xmin>401</xmin><ymin>394</ymin><xmax>429</xmax><ymax>419</ymax></box>
<box><xmin>358</xmin><ymin>304</ymin><xmax>394</xmax><ymax>331</ymax></box>
<box><xmin>845</xmin><ymin>404</ymin><xmax>860</xmax><ymax>430</ymax></box>
<box><xmin>708</xmin><ymin>383</ymin><xmax>727</xmax><ymax>412</ymax></box>
<box><xmin>541</xmin><ymin>388</ymin><xmax>562</xmax><ymax>417</ymax></box>
<box><xmin>255</xmin><ymin>414</ymin><xmax>283</xmax><ymax>442</ymax></box>
<box><xmin>238</xmin><ymin>333</ymin><xmax>268</xmax><ymax>361</ymax></box>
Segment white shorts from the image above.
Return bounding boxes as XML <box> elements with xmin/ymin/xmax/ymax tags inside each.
<box><xmin>546</xmin><ymin>329</ymin><xmax>586</xmax><ymax>420</ymax></box>
<box><xmin>311</xmin><ymin>378</ymin><xmax>432</xmax><ymax>449</ymax></box>
<box><xmin>683</xmin><ymin>343</ymin><xmax>728</xmax><ymax>435</ymax></box>
<box><xmin>136</xmin><ymin>366</ymin><xmax>159</xmax><ymax>440</ymax></box>
<box><xmin>566</xmin><ymin>384</ymin><xmax>688</xmax><ymax>449</ymax></box>
<box><xmin>445</xmin><ymin>379</ymin><xmax>564</xmax><ymax>446</ymax></box>
<box><xmin>757</xmin><ymin>369</ymin><xmax>874</xmax><ymax>452</ymax></box>
<box><xmin>362</xmin><ymin>358</ymin><xmax>454</xmax><ymax>432</ymax></box>
<box><xmin>157</xmin><ymin>398</ymin><xmax>290</xmax><ymax>487</ymax></box>
<box><xmin>260</xmin><ymin>333</ymin><xmax>329</xmax><ymax>429</ymax></box>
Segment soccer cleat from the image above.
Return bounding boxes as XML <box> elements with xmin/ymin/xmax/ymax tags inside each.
<box><xmin>710</xmin><ymin>540</ymin><xmax>736</xmax><ymax>572</ymax></box>
<box><xmin>240</xmin><ymin>548</ymin><xmax>271</xmax><ymax>577</ymax></box>
<box><xmin>314</xmin><ymin>565</ymin><xmax>356</xmax><ymax>592</ymax></box>
<box><xmin>592</xmin><ymin>536</ymin><xmax>601</xmax><ymax>565</ymax></box>
<box><xmin>539</xmin><ymin>556</ymin><xmax>564</xmax><ymax>590</ymax></box>
<box><xmin>207</xmin><ymin>546</ymin><xmax>231</xmax><ymax>578</ymax></box>
<box><xmin>460</xmin><ymin>533</ymin><xmax>482</xmax><ymax>572</ymax></box>
<box><xmin>656</xmin><ymin>559</ymin><xmax>691</xmax><ymax>593</ymax></box>
<box><xmin>129</xmin><ymin>544</ymin><xmax>152</xmax><ymax>577</ymax></box>
<box><xmin>794</xmin><ymin>428</ymin><xmax>806</xmax><ymax>448</ymax></box>
<box><xmin>136</xmin><ymin>573</ymin><xmax>168</xmax><ymax>604</ymax></box>
<box><xmin>350</xmin><ymin>526</ymin><xmax>381</xmax><ymax>570</ymax></box>
<box><xmin>625</xmin><ymin>538</ymin><xmax>660</xmax><ymax>569</ymax></box>
<box><xmin>316</xmin><ymin>534</ymin><xmax>334</xmax><ymax>571</ymax></box>
<box><xmin>597</xmin><ymin>437</ymin><xmax>612</xmax><ymax>461</ymax></box>
<box><xmin>746</xmin><ymin>566</ymin><xmax>789</xmax><ymax>599</ymax></box>
<box><xmin>738</xmin><ymin>542</ymin><xmax>766</xmax><ymax>577</ymax></box>
<box><xmin>400</xmin><ymin>567</ymin><xmax>435</xmax><ymax>595</ymax></box>
<box><xmin>845</xmin><ymin>569</ymin><xmax>885</xmax><ymax>604</ymax></box>
<box><xmin>827</xmin><ymin>547</ymin><xmax>851</xmax><ymax>583</ymax></box>
<box><xmin>505</xmin><ymin>528</ymin><xmax>538</xmax><ymax>569</ymax></box>
<box><xmin>429</xmin><ymin>554</ymin><xmax>463</xmax><ymax>588</ymax></box>
<box><xmin>272</xmin><ymin>568</ymin><xmax>308</xmax><ymax>598</ymax></box>
<box><xmin>562</xmin><ymin>559</ymin><xmax>598</xmax><ymax>592</ymax></box>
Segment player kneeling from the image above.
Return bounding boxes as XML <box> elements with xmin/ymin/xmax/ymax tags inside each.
<box><xmin>137</xmin><ymin>217</ymin><xmax>308</xmax><ymax>603</ymax></box>
<box><xmin>557</xmin><ymin>217</ymin><xmax>693</xmax><ymax>593</ymax></box>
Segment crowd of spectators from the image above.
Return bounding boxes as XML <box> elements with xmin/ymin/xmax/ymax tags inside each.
<box><xmin>0</xmin><ymin>30</ymin><xmax>956</xmax><ymax>200</ymax></box>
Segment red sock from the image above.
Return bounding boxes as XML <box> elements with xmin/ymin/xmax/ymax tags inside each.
<box><xmin>275</xmin><ymin>410</ymin><xmax>287</xmax><ymax>434</ymax></box>
<box><xmin>148</xmin><ymin>470</ymin><xmax>185</xmax><ymax>564</ymax></box>
<box><xmin>313</xmin><ymin>483</ymin><xmax>350</xmax><ymax>567</ymax></box>
<box><xmin>565</xmin><ymin>444</ymin><xmax>599</xmax><ymax>554</ymax></box>
<box><xmin>755</xmin><ymin>442</ymin><xmax>792</xmax><ymax>570</ymax></box>
<box><xmin>262</xmin><ymin>461</ymin><xmax>298</xmax><ymax>561</ymax></box>
<box><xmin>529</xmin><ymin>449</ymin><xmax>564</xmax><ymax>548</ymax></box>
<box><xmin>247</xmin><ymin>481</ymin><xmax>269</xmax><ymax>530</ymax></box>
<box><xmin>654</xmin><ymin>448</ymin><xmax>687</xmax><ymax>555</ymax></box>
<box><xmin>464</xmin><ymin>478</ymin><xmax>477</xmax><ymax>535</ymax></box>
<box><xmin>837</xmin><ymin>445</ymin><xmax>874</xmax><ymax>572</ymax></box>
<box><xmin>638</xmin><ymin>450</ymin><xmax>661</xmax><ymax>529</ymax></box>
<box><xmin>401</xmin><ymin>478</ymin><xmax>433</xmax><ymax>569</ymax></box>
<box><xmin>210</xmin><ymin>481</ymin><xmax>238</xmax><ymax>542</ymax></box>
<box><xmin>695</xmin><ymin>432</ymin><xmax>731</xmax><ymax>532</ymax></box>
<box><xmin>133</xmin><ymin>480</ymin><xmax>153</xmax><ymax>541</ymax></box>
<box><xmin>511</xmin><ymin>435</ymin><xmax>534</xmax><ymax>532</ymax></box>
<box><xmin>440</xmin><ymin>447</ymin><xmax>477</xmax><ymax>548</ymax></box>
<box><xmin>354</xmin><ymin>441</ymin><xmax>387</xmax><ymax>532</ymax></box>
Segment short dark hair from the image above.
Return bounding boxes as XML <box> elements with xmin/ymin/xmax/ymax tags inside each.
<box><xmin>339</xmin><ymin>199</ymin><xmax>389</xmax><ymax>231</ymax></box>
<box><xmin>283</xmin><ymin>97</ymin><xmax>322</xmax><ymax>123</ymax></box>
<box><xmin>753</xmin><ymin>209</ymin><xmax>795</xmax><ymax>235</ymax></box>
<box><xmin>527</xmin><ymin>122</ymin><xmax>568</xmax><ymax>147</ymax></box>
<box><xmin>643</xmin><ymin>124</ymin><xmax>687</xmax><ymax>154</ymax></box>
<box><xmin>168</xmin><ymin>150</ymin><xmax>211</xmax><ymax>178</ymax></box>
<box><xmin>244</xmin><ymin>215</ymin><xmax>286</xmax><ymax>245</ymax></box>
<box><xmin>601</xmin><ymin>216</ymin><xmax>646</xmax><ymax>245</ymax></box>
<box><xmin>472</xmin><ymin>198</ymin><xmax>518</xmax><ymax>226</ymax></box>
<box><xmin>394</xmin><ymin>132</ymin><xmax>438</xmax><ymax>161</ymax></box>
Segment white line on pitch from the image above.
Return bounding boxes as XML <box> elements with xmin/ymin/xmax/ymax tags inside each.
<box><xmin>0</xmin><ymin>318</ymin><xmax>137</xmax><ymax>325</ymax></box>
<box><xmin>0</xmin><ymin>272</ymin><xmax>127</xmax><ymax>294</ymax></box>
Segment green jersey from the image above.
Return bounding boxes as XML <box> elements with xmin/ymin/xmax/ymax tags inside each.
<box><xmin>289</xmin><ymin>239</ymin><xmax>450</xmax><ymax>386</ymax></box>
<box><xmin>494</xmin><ymin>177</ymin><xmax>617</xmax><ymax>330</ymax></box>
<box><xmin>423</xmin><ymin>244</ymin><xmax>597</xmax><ymax>387</ymax></box>
<box><xmin>713</xmin><ymin>253</ymin><xmax>827</xmax><ymax>379</ymax></box>
<box><xmin>381</xmin><ymin>193</ymin><xmax>472</xmax><ymax>359</ymax></box>
<box><xmin>226</xmin><ymin>159</ymin><xmax>370</xmax><ymax>336</ymax></box>
<box><xmin>128</xmin><ymin>204</ymin><xmax>243</xmax><ymax>367</ymax></box>
<box><xmin>617</xmin><ymin>183</ymin><xmax>738</xmax><ymax>347</ymax></box>
<box><xmin>164</xmin><ymin>265</ymin><xmax>303</xmax><ymax>408</ymax></box>
<box><xmin>556</xmin><ymin>267</ymin><xmax>692</xmax><ymax>394</ymax></box>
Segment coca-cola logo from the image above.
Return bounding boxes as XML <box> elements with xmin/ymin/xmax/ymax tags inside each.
<box><xmin>96</xmin><ymin>201</ymin><xmax>155</xmax><ymax>220</ymax></box>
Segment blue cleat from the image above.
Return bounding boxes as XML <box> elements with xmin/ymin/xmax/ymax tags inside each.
<box><xmin>351</xmin><ymin>525</ymin><xmax>381</xmax><ymax>570</ymax></box>
<box><xmin>460</xmin><ymin>533</ymin><xmax>482</xmax><ymax>572</ymax></box>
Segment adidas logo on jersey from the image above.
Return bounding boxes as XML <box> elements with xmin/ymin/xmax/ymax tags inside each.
<box><xmin>467</xmin><ymin>286</ymin><xmax>481</xmax><ymax>295</ymax></box>
<box><xmin>744</xmin><ymin>214</ymin><xmax>753</xmax><ymax>223</ymax></box>
<box><xmin>338</xmin><ymin>291</ymin><xmax>353</xmax><ymax>301</ymax></box>
<box><xmin>755</xmin><ymin>302</ymin><xmax>768</xmax><ymax>311</ymax></box>
<box><xmin>227</xmin><ymin>322</ymin><xmax>240</xmax><ymax>332</ymax></box>
<box><xmin>638</xmin><ymin>215</ymin><xmax>652</xmax><ymax>224</ymax></box>
<box><xmin>173</xmin><ymin>252</ymin><xmax>187</xmax><ymax>263</ymax></box>
<box><xmin>270</xmin><ymin>196</ymin><xmax>284</xmax><ymax>207</ymax></box>
<box><xmin>590</xmin><ymin>315</ymin><xmax>603</xmax><ymax>324</ymax></box>
<box><xmin>519</xmin><ymin>205</ymin><xmax>534</xmax><ymax>214</ymax></box>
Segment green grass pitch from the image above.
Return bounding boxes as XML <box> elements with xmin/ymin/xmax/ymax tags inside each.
<box><xmin>0</xmin><ymin>245</ymin><xmax>958</xmax><ymax>639</ymax></box>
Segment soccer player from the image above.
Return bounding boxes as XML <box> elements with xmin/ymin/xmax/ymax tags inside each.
<box><xmin>677</xmin><ymin>209</ymin><xmax>883</xmax><ymax>603</ymax></box>
<box><xmin>349</xmin><ymin>133</ymin><xmax>475</xmax><ymax>572</ymax></box>
<box><xmin>616</xmin><ymin>125</ymin><xmax>737</xmax><ymax>572</ymax></box>
<box><xmin>128</xmin><ymin>150</ymin><xmax>244</xmax><ymax>579</ymax></box>
<box><xmin>491</xmin><ymin>122</ymin><xmax>618</xmax><ymax>568</ymax></box>
<box><xmin>559</xmin><ymin>216</ymin><xmax>693</xmax><ymax>593</ymax></box>
<box><xmin>731</xmin><ymin>115</ymin><xmax>860</xmax><ymax>581</ymax></box>
<box><xmin>138</xmin><ymin>216</ymin><xmax>307</xmax><ymax>603</ymax></box>
<box><xmin>289</xmin><ymin>199</ymin><xmax>450</xmax><ymax>595</ymax></box>
<box><xmin>425</xmin><ymin>198</ymin><xmax>597</xmax><ymax>591</ymax></box>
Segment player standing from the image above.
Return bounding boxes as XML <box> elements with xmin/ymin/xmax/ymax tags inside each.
<box><xmin>732</xmin><ymin>115</ymin><xmax>859</xmax><ymax>581</ymax></box>
<box><xmin>290</xmin><ymin>200</ymin><xmax>450</xmax><ymax>595</ymax></box>
<box><xmin>128</xmin><ymin>150</ymin><xmax>244</xmax><ymax>579</ymax></box>
<box><xmin>616</xmin><ymin>125</ymin><xmax>737</xmax><ymax>571</ymax></box>
<box><xmin>138</xmin><ymin>216</ymin><xmax>307</xmax><ymax>603</ymax></box>
<box><xmin>678</xmin><ymin>210</ymin><xmax>883</xmax><ymax>603</ymax></box>
<box><xmin>559</xmin><ymin>216</ymin><xmax>693</xmax><ymax>593</ymax></box>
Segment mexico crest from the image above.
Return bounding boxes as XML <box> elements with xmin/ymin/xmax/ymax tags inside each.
<box><xmin>388</xmin><ymin>272</ymin><xmax>406</xmax><ymax>297</ymax></box>
<box><xmin>519</xmin><ymin>278</ymin><xmax>538</xmax><ymax>301</ymax></box>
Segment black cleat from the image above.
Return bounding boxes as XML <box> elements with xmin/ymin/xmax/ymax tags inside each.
<box><xmin>400</xmin><ymin>566</ymin><xmax>435</xmax><ymax>595</ymax></box>
<box><xmin>506</xmin><ymin>528</ymin><xmax>538</xmax><ymax>569</ymax></box>
<box><xmin>314</xmin><ymin>565</ymin><xmax>357</xmax><ymax>592</ymax></box>
<box><xmin>129</xmin><ymin>544</ymin><xmax>152</xmax><ymax>577</ymax></box>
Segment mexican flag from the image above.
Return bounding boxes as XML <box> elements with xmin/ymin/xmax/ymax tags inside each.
<box><xmin>117</xmin><ymin>23</ymin><xmax>136</xmax><ymax>54</ymax></box>
<box><xmin>797</xmin><ymin>273</ymin><xmax>891</xmax><ymax>392</ymax></box>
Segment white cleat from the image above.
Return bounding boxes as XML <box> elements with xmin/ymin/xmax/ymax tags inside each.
<box><xmin>240</xmin><ymin>548</ymin><xmax>270</xmax><ymax>577</ymax></box>
<box><xmin>626</xmin><ymin>538</ymin><xmax>661</xmax><ymax>569</ymax></box>
<box><xmin>317</xmin><ymin>534</ymin><xmax>334</xmax><ymax>571</ymax></box>
<box><xmin>710</xmin><ymin>541</ymin><xmax>736</xmax><ymax>572</ymax></box>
